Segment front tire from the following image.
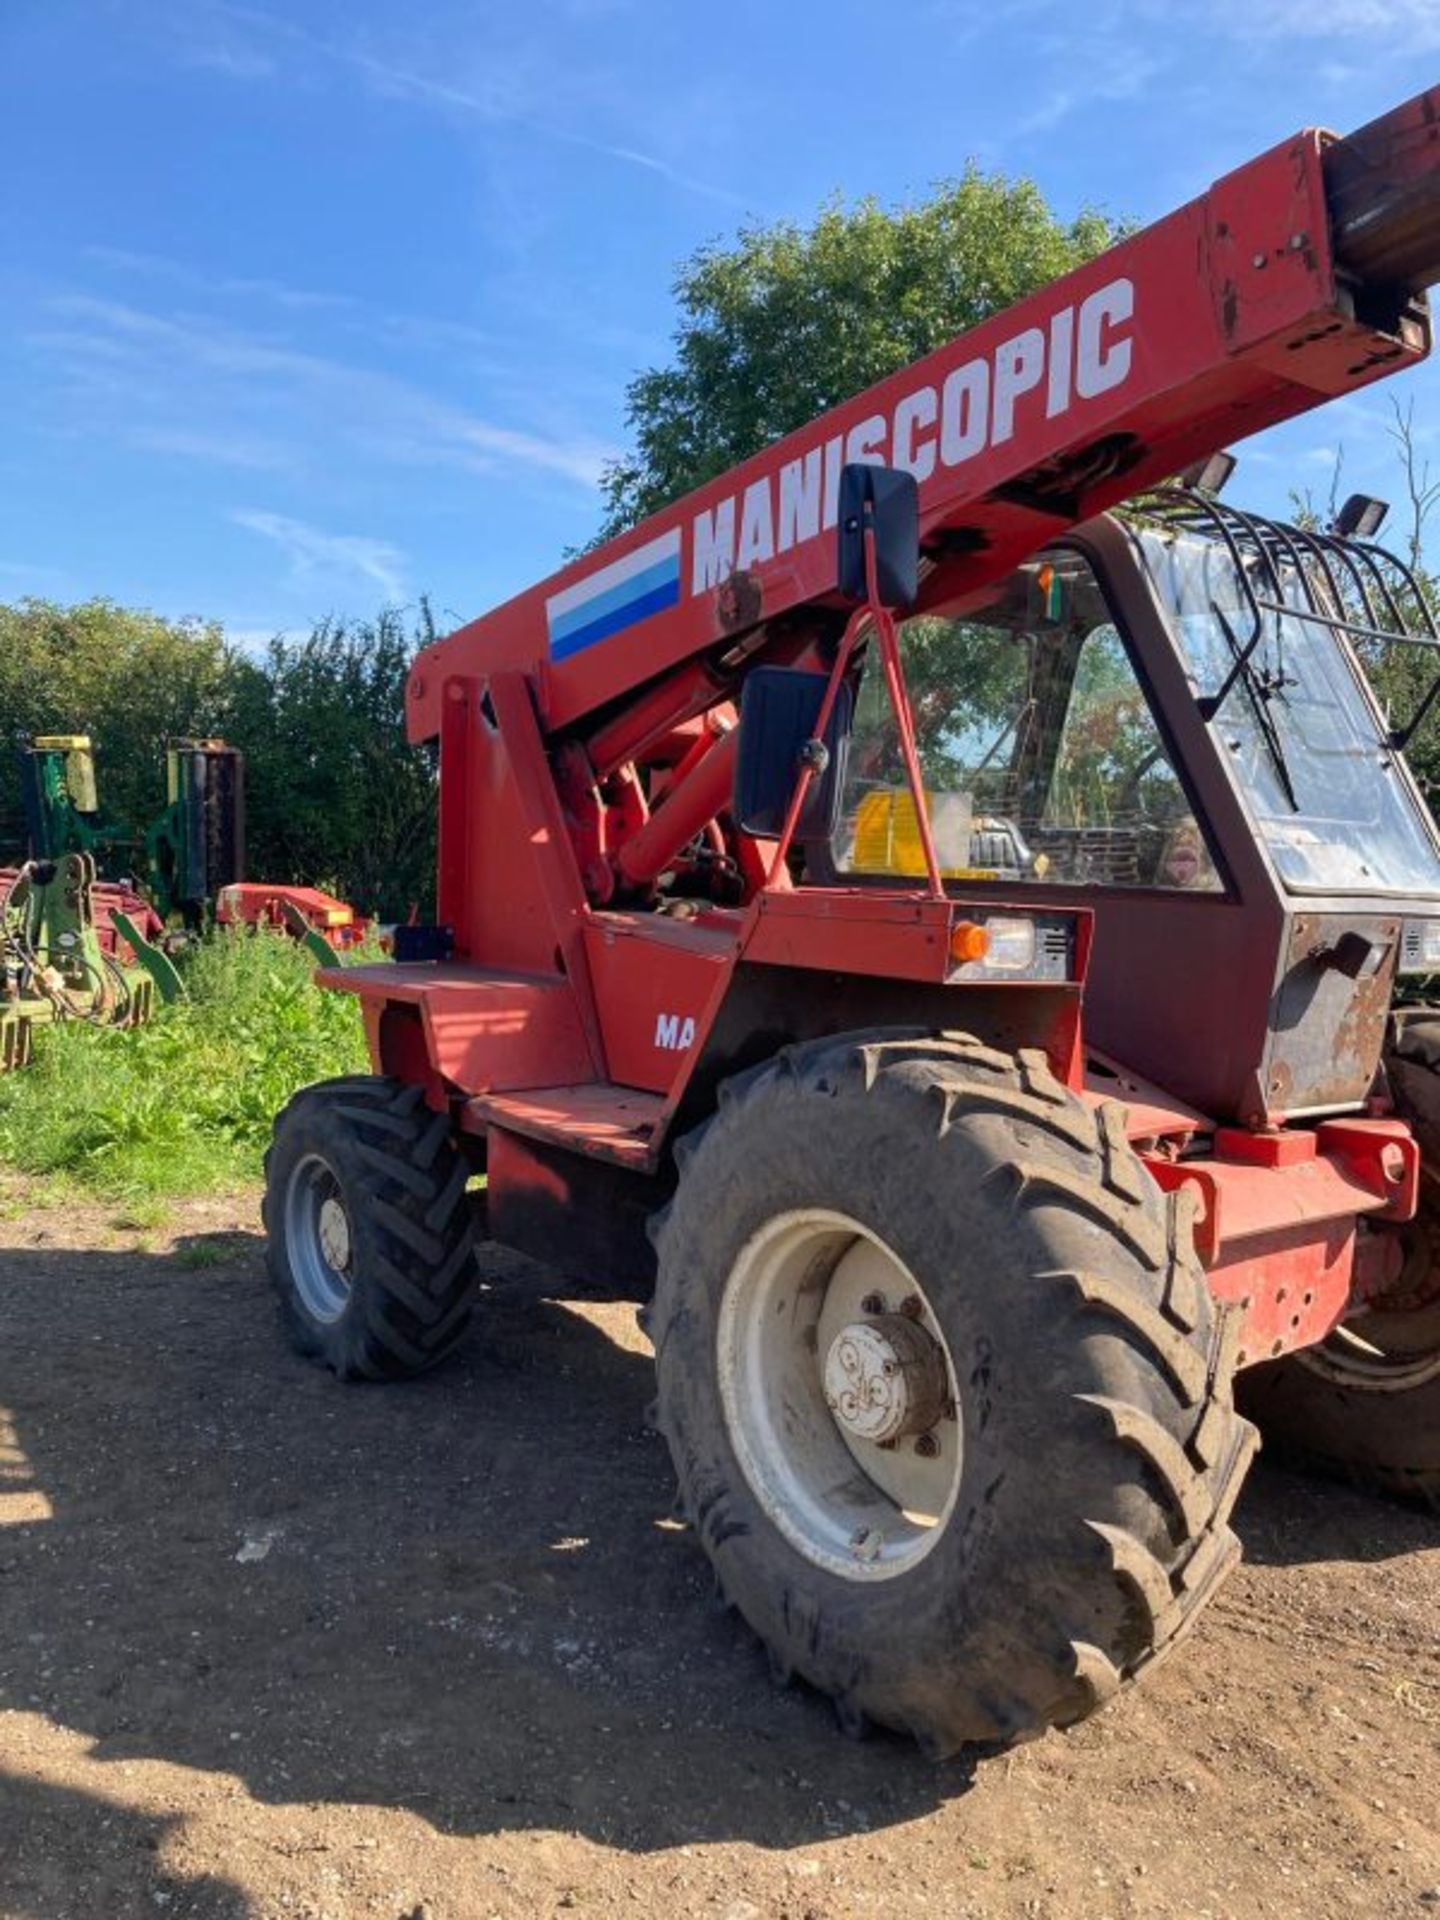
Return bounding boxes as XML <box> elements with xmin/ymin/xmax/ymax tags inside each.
<box><xmin>263</xmin><ymin>1075</ymin><xmax>477</xmax><ymax>1380</ymax></box>
<box><xmin>651</xmin><ymin>1031</ymin><xmax>1255</xmax><ymax>1756</ymax></box>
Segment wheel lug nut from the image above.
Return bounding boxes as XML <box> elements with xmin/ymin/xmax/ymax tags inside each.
<box><xmin>914</xmin><ymin>1432</ymin><xmax>940</xmax><ymax>1459</ymax></box>
<box><xmin>859</xmin><ymin>1292</ymin><xmax>886</xmax><ymax>1315</ymax></box>
<box><xmin>898</xmin><ymin>1294</ymin><xmax>923</xmax><ymax>1320</ymax></box>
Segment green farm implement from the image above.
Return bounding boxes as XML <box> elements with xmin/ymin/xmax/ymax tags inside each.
<box><xmin>0</xmin><ymin>853</ymin><xmax>180</xmax><ymax>1071</ymax></box>
<box><xmin>19</xmin><ymin>734</ymin><xmax>244</xmax><ymax>927</ymax></box>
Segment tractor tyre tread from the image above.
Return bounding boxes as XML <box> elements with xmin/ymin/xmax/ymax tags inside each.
<box><xmin>263</xmin><ymin>1073</ymin><xmax>476</xmax><ymax>1381</ymax></box>
<box><xmin>650</xmin><ymin>1029</ymin><xmax>1255</xmax><ymax>1756</ymax></box>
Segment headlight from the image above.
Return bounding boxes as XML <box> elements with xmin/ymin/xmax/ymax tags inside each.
<box><xmin>1399</xmin><ymin>919</ymin><xmax>1440</xmax><ymax>973</ymax></box>
<box><xmin>948</xmin><ymin>913</ymin><xmax>1038</xmax><ymax>978</ymax></box>
<box><xmin>978</xmin><ymin>915</ymin><xmax>1038</xmax><ymax>970</ymax></box>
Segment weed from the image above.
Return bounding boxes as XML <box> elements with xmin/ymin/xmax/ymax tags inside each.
<box><xmin>110</xmin><ymin>1197</ymin><xmax>173</xmax><ymax>1232</ymax></box>
<box><xmin>0</xmin><ymin>930</ymin><xmax>370</xmax><ymax>1199</ymax></box>
<box><xmin>174</xmin><ymin>1237</ymin><xmax>241</xmax><ymax>1270</ymax></box>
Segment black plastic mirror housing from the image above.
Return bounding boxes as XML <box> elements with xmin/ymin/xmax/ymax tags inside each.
<box><xmin>734</xmin><ymin>667</ymin><xmax>852</xmax><ymax>841</ymax></box>
<box><xmin>836</xmin><ymin>464</ymin><xmax>920</xmax><ymax>609</ymax></box>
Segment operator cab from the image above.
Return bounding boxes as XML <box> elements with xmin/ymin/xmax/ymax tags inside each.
<box><xmin>814</xmin><ymin>485</ymin><xmax>1440</xmax><ymax>1128</ymax></box>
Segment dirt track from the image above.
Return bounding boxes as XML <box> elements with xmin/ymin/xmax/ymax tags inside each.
<box><xmin>0</xmin><ymin>1182</ymin><xmax>1437</xmax><ymax>1920</ymax></box>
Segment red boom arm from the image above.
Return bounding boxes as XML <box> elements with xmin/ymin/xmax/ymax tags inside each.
<box><xmin>408</xmin><ymin>88</ymin><xmax>1439</xmax><ymax>749</ymax></box>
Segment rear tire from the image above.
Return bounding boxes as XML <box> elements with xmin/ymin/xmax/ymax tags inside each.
<box><xmin>1237</xmin><ymin>1010</ymin><xmax>1440</xmax><ymax>1505</ymax></box>
<box><xmin>263</xmin><ymin>1075</ymin><xmax>477</xmax><ymax>1380</ymax></box>
<box><xmin>650</xmin><ymin>1030</ymin><xmax>1256</xmax><ymax>1757</ymax></box>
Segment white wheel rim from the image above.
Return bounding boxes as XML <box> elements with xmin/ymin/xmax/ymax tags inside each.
<box><xmin>285</xmin><ymin>1153</ymin><xmax>354</xmax><ymax>1325</ymax></box>
<box><xmin>716</xmin><ymin>1209</ymin><xmax>964</xmax><ymax>1583</ymax></box>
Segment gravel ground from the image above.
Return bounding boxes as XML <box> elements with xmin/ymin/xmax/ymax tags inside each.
<box><xmin>0</xmin><ymin>1181</ymin><xmax>1436</xmax><ymax>1920</ymax></box>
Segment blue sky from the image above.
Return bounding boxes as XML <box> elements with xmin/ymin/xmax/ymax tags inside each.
<box><xmin>2</xmin><ymin>1</ymin><xmax>1437</xmax><ymax>647</ymax></box>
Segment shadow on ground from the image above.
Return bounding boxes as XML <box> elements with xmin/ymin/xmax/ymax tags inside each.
<box><xmin>1236</xmin><ymin>1452</ymin><xmax>1439</xmax><ymax>1568</ymax></box>
<box><xmin>0</xmin><ymin>1231</ymin><xmax>956</xmax><ymax>1861</ymax></box>
<box><xmin>0</xmin><ymin>1770</ymin><xmax>252</xmax><ymax>1920</ymax></box>
<box><xmin>0</xmin><ymin>1225</ymin><xmax>1431</xmax><ymax>1875</ymax></box>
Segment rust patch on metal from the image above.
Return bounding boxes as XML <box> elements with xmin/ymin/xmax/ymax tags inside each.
<box><xmin>1220</xmin><ymin>282</ymin><xmax>1239</xmax><ymax>341</ymax></box>
<box><xmin>1264</xmin><ymin>916</ymin><xmax>1399</xmax><ymax>1113</ymax></box>
<box><xmin>716</xmin><ymin>569</ymin><xmax>762</xmax><ymax>633</ymax></box>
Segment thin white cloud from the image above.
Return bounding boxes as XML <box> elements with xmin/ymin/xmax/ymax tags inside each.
<box><xmin>985</xmin><ymin>0</ymin><xmax>1435</xmax><ymax>140</ymax></box>
<box><xmin>232</xmin><ymin>510</ymin><xmax>409</xmax><ymax>603</ymax></box>
<box><xmin>131</xmin><ymin>426</ymin><xmax>293</xmax><ymax>471</ymax></box>
<box><xmin>30</xmin><ymin>294</ymin><xmax>615</xmax><ymax>489</ymax></box>
<box><xmin>444</xmin><ymin>415</ymin><xmax>616</xmax><ymax>486</ymax></box>
<box><xmin>1016</xmin><ymin>47</ymin><xmax>1161</xmax><ymax>136</ymax></box>
<box><xmin>85</xmin><ymin>246</ymin><xmax>355</xmax><ymax>314</ymax></box>
<box><xmin>360</xmin><ymin>310</ymin><xmax>498</xmax><ymax>357</ymax></box>
<box><xmin>84</xmin><ymin>245</ymin><xmax>503</xmax><ymax>358</ymax></box>
<box><xmin>1000</xmin><ymin>0</ymin><xmax>1440</xmax><ymax>42</ymax></box>
<box><xmin>208</xmin><ymin>1</ymin><xmax>744</xmax><ymax>206</ymax></box>
<box><xmin>177</xmin><ymin>36</ymin><xmax>276</xmax><ymax>80</ymax></box>
<box><xmin>1204</xmin><ymin>0</ymin><xmax>1440</xmax><ymax>45</ymax></box>
<box><xmin>0</xmin><ymin>559</ymin><xmax>72</xmax><ymax>592</ymax></box>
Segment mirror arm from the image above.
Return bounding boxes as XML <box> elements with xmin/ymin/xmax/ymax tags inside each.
<box><xmin>870</xmin><ymin>562</ymin><xmax>946</xmax><ymax>901</ymax></box>
<box><xmin>765</xmin><ymin>599</ymin><xmax>868</xmax><ymax>886</ymax></box>
<box><xmin>766</xmin><ymin>521</ymin><xmax>946</xmax><ymax>900</ymax></box>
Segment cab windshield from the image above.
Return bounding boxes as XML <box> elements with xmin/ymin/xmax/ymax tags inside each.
<box><xmin>1130</xmin><ymin>524</ymin><xmax>1440</xmax><ymax>894</ymax></box>
<box><xmin>833</xmin><ymin>548</ymin><xmax>1221</xmax><ymax>892</ymax></box>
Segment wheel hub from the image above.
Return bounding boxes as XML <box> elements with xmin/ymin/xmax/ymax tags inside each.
<box><xmin>716</xmin><ymin>1211</ymin><xmax>963</xmax><ymax>1583</ymax></box>
<box><xmin>318</xmin><ymin>1195</ymin><xmax>352</xmax><ymax>1273</ymax></box>
<box><xmin>823</xmin><ymin>1313</ymin><xmax>947</xmax><ymax>1443</ymax></box>
<box><xmin>284</xmin><ymin>1154</ymin><xmax>356</xmax><ymax>1326</ymax></box>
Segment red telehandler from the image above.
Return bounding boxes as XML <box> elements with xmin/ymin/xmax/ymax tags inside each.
<box><xmin>265</xmin><ymin>89</ymin><xmax>1440</xmax><ymax>1755</ymax></box>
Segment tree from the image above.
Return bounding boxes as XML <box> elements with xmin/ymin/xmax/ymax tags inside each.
<box><xmin>1290</xmin><ymin>400</ymin><xmax>1440</xmax><ymax>798</ymax></box>
<box><xmin>1387</xmin><ymin>397</ymin><xmax>1440</xmax><ymax>579</ymax></box>
<box><xmin>222</xmin><ymin>607</ymin><xmax>438</xmax><ymax>920</ymax></box>
<box><xmin>1367</xmin><ymin>405</ymin><xmax>1440</xmax><ymax>790</ymax></box>
<box><xmin>0</xmin><ymin>599</ymin><xmax>231</xmax><ymax>852</ymax></box>
<box><xmin>0</xmin><ymin>596</ymin><xmax>438</xmax><ymax>919</ymax></box>
<box><xmin>597</xmin><ymin>171</ymin><xmax>1128</xmax><ymax>540</ymax></box>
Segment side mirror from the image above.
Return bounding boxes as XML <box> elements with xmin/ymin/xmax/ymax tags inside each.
<box><xmin>734</xmin><ymin>667</ymin><xmax>852</xmax><ymax>842</ymax></box>
<box><xmin>836</xmin><ymin>463</ymin><xmax>920</xmax><ymax>610</ymax></box>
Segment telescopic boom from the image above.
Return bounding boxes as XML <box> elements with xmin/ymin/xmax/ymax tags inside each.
<box><xmin>408</xmin><ymin>87</ymin><xmax>1440</xmax><ymax>748</ymax></box>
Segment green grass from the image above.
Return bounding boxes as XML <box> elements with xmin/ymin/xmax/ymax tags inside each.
<box><xmin>0</xmin><ymin>930</ymin><xmax>371</xmax><ymax>1199</ymax></box>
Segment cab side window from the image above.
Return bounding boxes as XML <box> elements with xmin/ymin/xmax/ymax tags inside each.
<box><xmin>836</xmin><ymin>550</ymin><xmax>1221</xmax><ymax>893</ymax></box>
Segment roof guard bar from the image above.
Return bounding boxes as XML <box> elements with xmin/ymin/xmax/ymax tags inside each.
<box><xmin>1133</xmin><ymin>486</ymin><xmax>1440</xmax><ymax>747</ymax></box>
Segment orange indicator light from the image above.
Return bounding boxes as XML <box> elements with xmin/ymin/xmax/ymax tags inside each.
<box><xmin>948</xmin><ymin>920</ymin><xmax>990</xmax><ymax>965</ymax></box>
